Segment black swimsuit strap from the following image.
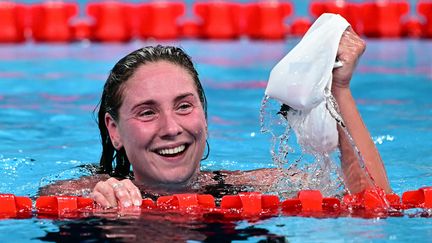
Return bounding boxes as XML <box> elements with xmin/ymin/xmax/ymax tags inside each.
<box><xmin>212</xmin><ymin>170</ymin><xmax>226</xmax><ymax>185</ymax></box>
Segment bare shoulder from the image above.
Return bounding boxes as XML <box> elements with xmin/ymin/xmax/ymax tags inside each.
<box><xmin>38</xmin><ymin>174</ymin><xmax>110</xmax><ymax>196</ymax></box>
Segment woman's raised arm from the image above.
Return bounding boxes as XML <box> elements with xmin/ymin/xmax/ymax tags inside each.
<box><xmin>332</xmin><ymin>27</ymin><xmax>391</xmax><ymax>194</ymax></box>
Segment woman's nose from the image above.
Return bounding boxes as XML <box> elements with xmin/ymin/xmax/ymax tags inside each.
<box><xmin>159</xmin><ymin>112</ymin><xmax>183</xmax><ymax>138</ymax></box>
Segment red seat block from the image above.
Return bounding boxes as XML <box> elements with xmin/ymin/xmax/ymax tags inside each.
<box><xmin>361</xmin><ymin>1</ymin><xmax>410</xmax><ymax>38</ymax></box>
<box><xmin>71</xmin><ymin>18</ymin><xmax>93</xmax><ymax>41</ymax></box>
<box><xmin>310</xmin><ymin>0</ymin><xmax>362</xmax><ymax>34</ymax></box>
<box><xmin>137</xmin><ymin>1</ymin><xmax>185</xmax><ymax>40</ymax></box>
<box><xmin>290</xmin><ymin>17</ymin><xmax>312</xmax><ymax>36</ymax></box>
<box><xmin>401</xmin><ymin>16</ymin><xmax>423</xmax><ymax>38</ymax></box>
<box><xmin>179</xmin><ymin>20</ymin><xmax>201</xmax><ymax>39</ymax></box>
<box><xmin>30</xmin><ymin>2</ymin><xmax>78</xmax><ymax>42</ymax></box>
<box><xmin>418</xmin><ymin>0</ymin><xmax>432</xmax><ymax>38</ymax></box>
<box><xmin>0</xmin><ymin>2</ymin><xmax>29</xmax><ymax>43</ymax></box>
<box><xmin>194</xmin><ymin>1</ymin><xmax>243</xmax><ymax>39</ymax></box>
<box><xmin>244</xmin><ymin>1</ymin><xmax>293</xmax><ymax>40</ymax></box>
<box><xmin>87</xmin><ymin>1</ymin><xmax>135</xmax><ymax>42</ymax></box>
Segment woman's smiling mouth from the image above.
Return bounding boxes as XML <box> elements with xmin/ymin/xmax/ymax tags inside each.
<box><xmin>156</xmin><ymin>144</ymin><xmax>187</xmax><ymax>157</ymax></box>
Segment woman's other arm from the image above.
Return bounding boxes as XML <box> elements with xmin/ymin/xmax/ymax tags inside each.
<box><xmin>38</xmin><ymin>174</ymin><xmax>110</xmax><ymax>196</ymax></box>
<box><xmin>40</xmin><ymin>175</ymin><xmax>143</xmax><ymax>208</ymax></box>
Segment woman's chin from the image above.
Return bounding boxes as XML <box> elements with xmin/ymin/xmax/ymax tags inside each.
<box><xmin>157</xmin><ymin>171</ymin><xmax>197</xmax><ymax>186</ymax></box>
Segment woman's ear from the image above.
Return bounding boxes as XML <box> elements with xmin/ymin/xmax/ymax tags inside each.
<box><xmin>105</xmin><ymin>113</ymin><xmax>123</xmax><ymax>150</ymax></box>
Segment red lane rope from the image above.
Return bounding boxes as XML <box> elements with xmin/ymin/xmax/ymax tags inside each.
<box><xmin>1</xmin><ymin>187</ymin><xmax>431</xmax><ymax>219</ymax></box>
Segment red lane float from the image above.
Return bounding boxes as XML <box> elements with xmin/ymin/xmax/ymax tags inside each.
<box><xmin>218</xmin><ymin>192</ymin><xmax>279</xmax><ymax>219</ymax></box>
<box><xmin>157</xmin><ymin>194</ymin><xmax>215</xmax><ymax>209</ymax></box>
<box><xmin>342</xmin><ymin>188</ymin><xmax>402</xmax><ymax>210</ymax></box>
<box><xmin>30</xmin><ymin>2</ymin><xmax>78</xmax><ymax>42</ymax></box>
<box><xmin>281</xmin><ymin>190</ymin><xmax>343</xmax><ymax>218</ymax></box>
<box><xmin>0</xmin><ymin>2</ymin><xmax>29</xmax><ymax>43</ymax></box>
<box><xmin>194</xmin><ymin>1</ymin><xmax>243</xmax><ymax>39</ymax></box>
<box><xmin>2</xmin><ymin>187</ymin><xmax>432</xmax><ymax>219</ymax></box>
<box><xmin>87</xmin><ymin>1</ymin><xmax>135</xmax><ymax>42</ymax></box>
<box><xmin>418</xmin><ymin>0</ymin><xmax>432</xmax><ymax>38</ymax></box>
<box><xmin>310</xmin><ymin>0</ymin><xmax>362</xmax><ymax>35</ymax></box>
<box><xmin>136</xmin><ymin>1</ymin><xmax>185</xmax><ymax>40</ymax></box>
<box><xmin>282</xmin><ymin>190</ymin><xmax>340</xmax><ymax>213</ymax></box>
<box><xmin>361</xmin><ymin>0</ymin><xmax>410</xmax><ymax>38</ymax></box>
<box><xmin>402</xmin><ymin>186</ymin><xmax>432</xmax><ymax>209</ymax></box>
<box><xmin>36</xmin><ymin>196</ymin><xmax>93</xmax><ymax>217</ymax></box>
<box><xmin>244</xmin><ymin>1</ymin><xmax>293</xmax><ymax>40</ymax></box>
<box><xmin>0</xmin><ymin>194</ymin><xmax>32</xmax><ymax>218</ymax></box>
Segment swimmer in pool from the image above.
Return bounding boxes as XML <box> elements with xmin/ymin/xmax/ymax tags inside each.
<box><xmin>40</xmin><ymin>27</ymin><xmax>391</xmax><ymax>208</ymax></box>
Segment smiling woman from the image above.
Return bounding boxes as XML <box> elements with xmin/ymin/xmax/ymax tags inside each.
<box><xmin>104</xmin><ymin>61</ymin><xmax>207</xmax><ymax>185</ymax></box>
<box><xmin>40</xmin><ymin>35</ymin><xmax>391</xmax><ymax>208</ymax></box>
<box><xmin>98</xmin><ymin>46</ymin><xmax>208</xmax><ymax>179</ymax></box>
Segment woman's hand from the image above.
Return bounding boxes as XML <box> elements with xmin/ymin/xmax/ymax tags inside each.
<box><xmin>90</xmin><ymin>177</ymin><xmax>142</xmax><ymax>208</ymax></box>
<box><xmin>332</xmin><ymin>27</ymin><xmax>366</xmax><ymax>90</ymax></box>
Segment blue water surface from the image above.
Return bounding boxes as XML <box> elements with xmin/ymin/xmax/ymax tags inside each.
<box><xmin>0</xmin><ymin>39</ymin><xmax>431</xmax><ymax>242</ymax></box>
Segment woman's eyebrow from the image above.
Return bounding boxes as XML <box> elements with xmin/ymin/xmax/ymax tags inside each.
<box><xmin>174</xmin><ymin>92</ymin><xmax>195</xmax><ymax>103</ymax></box>
<box><xmin>130</xmin><ymin>93</ymin><xmax>195</xmax><ymax>111</ymax></box>
<box><xmin>130</xmin><ymin>100</ymin><xmax>157</xmax><ymax>112</ymax></box>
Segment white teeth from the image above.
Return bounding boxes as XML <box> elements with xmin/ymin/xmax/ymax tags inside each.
<box><xmin>157</xmin><ymin>145</ymin><xmax>186</xmax><ymax>155</ymax></box>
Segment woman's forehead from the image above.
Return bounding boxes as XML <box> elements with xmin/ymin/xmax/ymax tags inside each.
<box><xmin>133</xmin><ymin>60</ymin><xmax>186</xmax><ymax>75</ymax></box>
<box><xmin>121</xmin><ymin>61</ymin><xmax>198</xmax><ymax>102</ymax></box>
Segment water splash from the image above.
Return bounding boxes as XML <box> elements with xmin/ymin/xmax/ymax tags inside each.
<box><xmin>259</xmin><ymin>95</ymin><xmax>293</xmax><ymax>168</ymax></box>
<box><xmin>260</xmin><ymin>94</ymin><xmax>376</xmax><ymax>197</ymax></box>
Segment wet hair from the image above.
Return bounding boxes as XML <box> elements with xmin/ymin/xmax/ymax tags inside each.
<box><xmin>96</xmin><ymin>45</ymin><xmax>208</xmax><ymax>178</ymax></box>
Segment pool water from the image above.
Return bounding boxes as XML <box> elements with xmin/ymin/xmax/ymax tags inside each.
<box><xmin>0</xmin><ymin>39</ymin><xmax>431</xmax><ymax>242</ymax></box>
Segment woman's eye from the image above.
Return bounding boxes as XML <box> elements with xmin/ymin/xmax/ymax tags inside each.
<box><xmin>137</xmin><ymin>109</ymin><xmax>156</xmax><ymax>120</ymax></box>
<box><xmin>177</xmin><ymin>103</ymin><xmax>193</xmax><ymax>114</ymax></box>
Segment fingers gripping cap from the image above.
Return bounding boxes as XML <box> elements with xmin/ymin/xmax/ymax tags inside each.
<box><xmin>265</xmin><ymin>13</ymin><xmax>350</xmax><ymax>111</ymax></box>
<box><xmin>265</xmin><ymin>13</ymin><xmax>350</xmax><ymax>154</ymax></box>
